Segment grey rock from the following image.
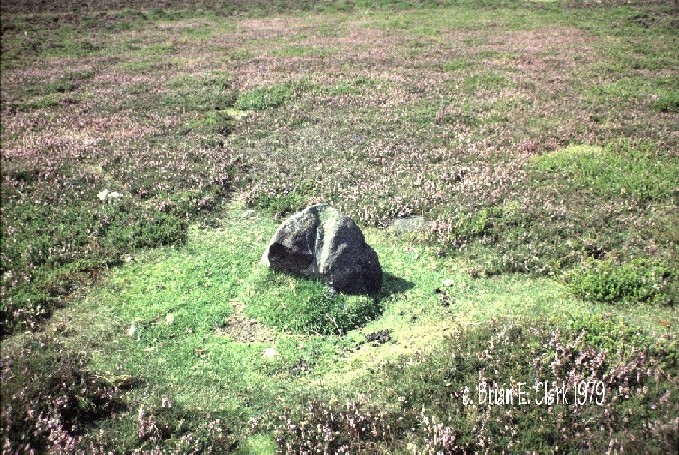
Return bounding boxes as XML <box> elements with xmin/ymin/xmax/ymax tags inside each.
<box><xmin>261</xmin><ymin>204</ymin><xmax>382</xmax><ymax>294</ymax></box>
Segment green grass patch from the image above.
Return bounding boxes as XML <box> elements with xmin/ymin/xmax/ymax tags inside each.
<box><xmin>598</xmin><ymin>35</ymin><xmax>679</xmax><ymax>72</ymax></box>
<box><xmin>462</xmin><ymin>72</ymin><xmax>513</xmax><ymax>93</ymax></box>
<box><xmin>653</xmin><ymin>92</ymin><xmax>679</xmax><ymax>113</ymax></box>
<box><xmin>530</xmin><ymin>143</ymin><xmax>679</xmax><ymax>202</ymax></box>
<box><xmin>274</xmin><ymin>45</ymin><xmax>339</xmax><ymax>58</ymax></box>
<box><xmin>185</xmin><ymin>110</ymin><xmax>235</xmax><ymax>136</ymax></box>
<box><xmin>323</xmin><ymin>76</ymin><xmax>380</xmax><ymax>96</ymax></box>
<box><xmin>250</xmin><ymin>191</ymin><xmax>308</xmax><ymax>218</ymax></box>
<box><xmin>180</xmin><ymin>25</ymin><xmax>215</xmax><ymax>40</ymax></box>
<box><xmin>243</xmin><ymin>267</ymin><xmax>380</xmax><ymax>335</ymax></box>
<box><xmin>22</xmin><ymin>93</ymin><xmax>65</xmax><ymax>110</ymax></box>
<box><xmin>234</xmin><ymin>83</ymin><xmax>295</xmax><ymax>111</ymax></box>
<box><xmin>42</xmin><ymin>37</ymin><xmax>102</xmax><ymax>58</ymax></box>
<box><xmin>565</xmin><ymin>258</ymin><xmax>677</xmax><ymax>305</ymax></box>
<box><xmin>164</xmin><ymin>72</ymin><xmax>236</xmax><ymax>115</ymax></box>
<box><xmin>236</xmin><ymin>434</ymin><xmax>277</xmax><ymax>454</ymax></box>
<box><xmin>588</xmin><ymin>76</ymin><xmax>679</xmax><ymax>105</ymax></box>
<box><xmin>442</xmin><ymin>57</ymin><xmax>474</xmax><ymax>71</ymax></box>
<box><xmin>130</xmin><ymin>43</ymin><xmax>178</xmax><ymax>57</ymax></box>
<box><xmin>120</xmin><ymin>57</ymin><xmax>177</xmax><ymax>74</ymax></box>
<box><xmin>168</xmin><ymin>71</ymin><xmax>233</xmax><ymax>90</ymax></box>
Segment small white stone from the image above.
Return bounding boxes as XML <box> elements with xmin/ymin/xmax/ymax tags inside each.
<box><xmin>97</xmin><ymin>189</ymin><xmax>109</xmax><ymax>202</ymax></box>
<box><xmin>98</xmin><ymin>189</ymin><xmax>122</xmax><ymax>203</ymax></box>
<box><xmin>263</xmin><ymin>347</ymin><xmax>278</xmax><ymax>358</ymax></box>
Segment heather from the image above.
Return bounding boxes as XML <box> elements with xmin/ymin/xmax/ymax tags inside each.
<box><xmin>274</xmin><ymin>318</ymin><xmax>678</xmax><ymax>453</ymax></box>
<box><xmin>1</xmin><ymin>0</ymin><xmax>678</xmax><ymax>452</ymax></box>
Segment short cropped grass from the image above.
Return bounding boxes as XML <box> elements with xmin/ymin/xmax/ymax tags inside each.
<box><xmin>242</xmin><ymin>267</ymin><xmax>380</xmax><ymax>335</ymax></box>
<box><xmin>234</xmin><ymin>84</ymin><xmax>294</xmax><ymax>111</ymax></box>
<box><xmin>530</xmin><ymin>144</ymin><xmax>678</xmax><ymax>202</ymax></box>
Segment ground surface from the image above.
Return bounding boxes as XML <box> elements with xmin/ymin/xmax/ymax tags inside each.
<box><xmin>1</xmin><ymin>0</ymin><xmax>678</xmax><ymax>453</ymax></box>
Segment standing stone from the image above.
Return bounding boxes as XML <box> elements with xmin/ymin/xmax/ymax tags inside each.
<box><xmin>261</xmin><ymin>204</ymin><xmax>382</xmax><ymax>294</ymax></box>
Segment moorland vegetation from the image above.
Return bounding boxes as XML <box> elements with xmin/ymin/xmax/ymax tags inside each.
<box><xmin>1</xmin><ymin>0</ymin><xmax>678</xmax><ymax>452</ymax></box>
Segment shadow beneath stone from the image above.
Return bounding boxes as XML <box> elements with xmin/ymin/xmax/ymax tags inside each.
<box><xmin>380</xmin><ymin>272</ymin><xmax>415</xmax><ymax>298</ymax></box>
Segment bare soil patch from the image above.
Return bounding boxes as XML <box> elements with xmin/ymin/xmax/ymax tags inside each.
<box><xmin>216</xmin><ymin>299</ymin><xmax>276</xmax><ymax>343</ymax></box>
